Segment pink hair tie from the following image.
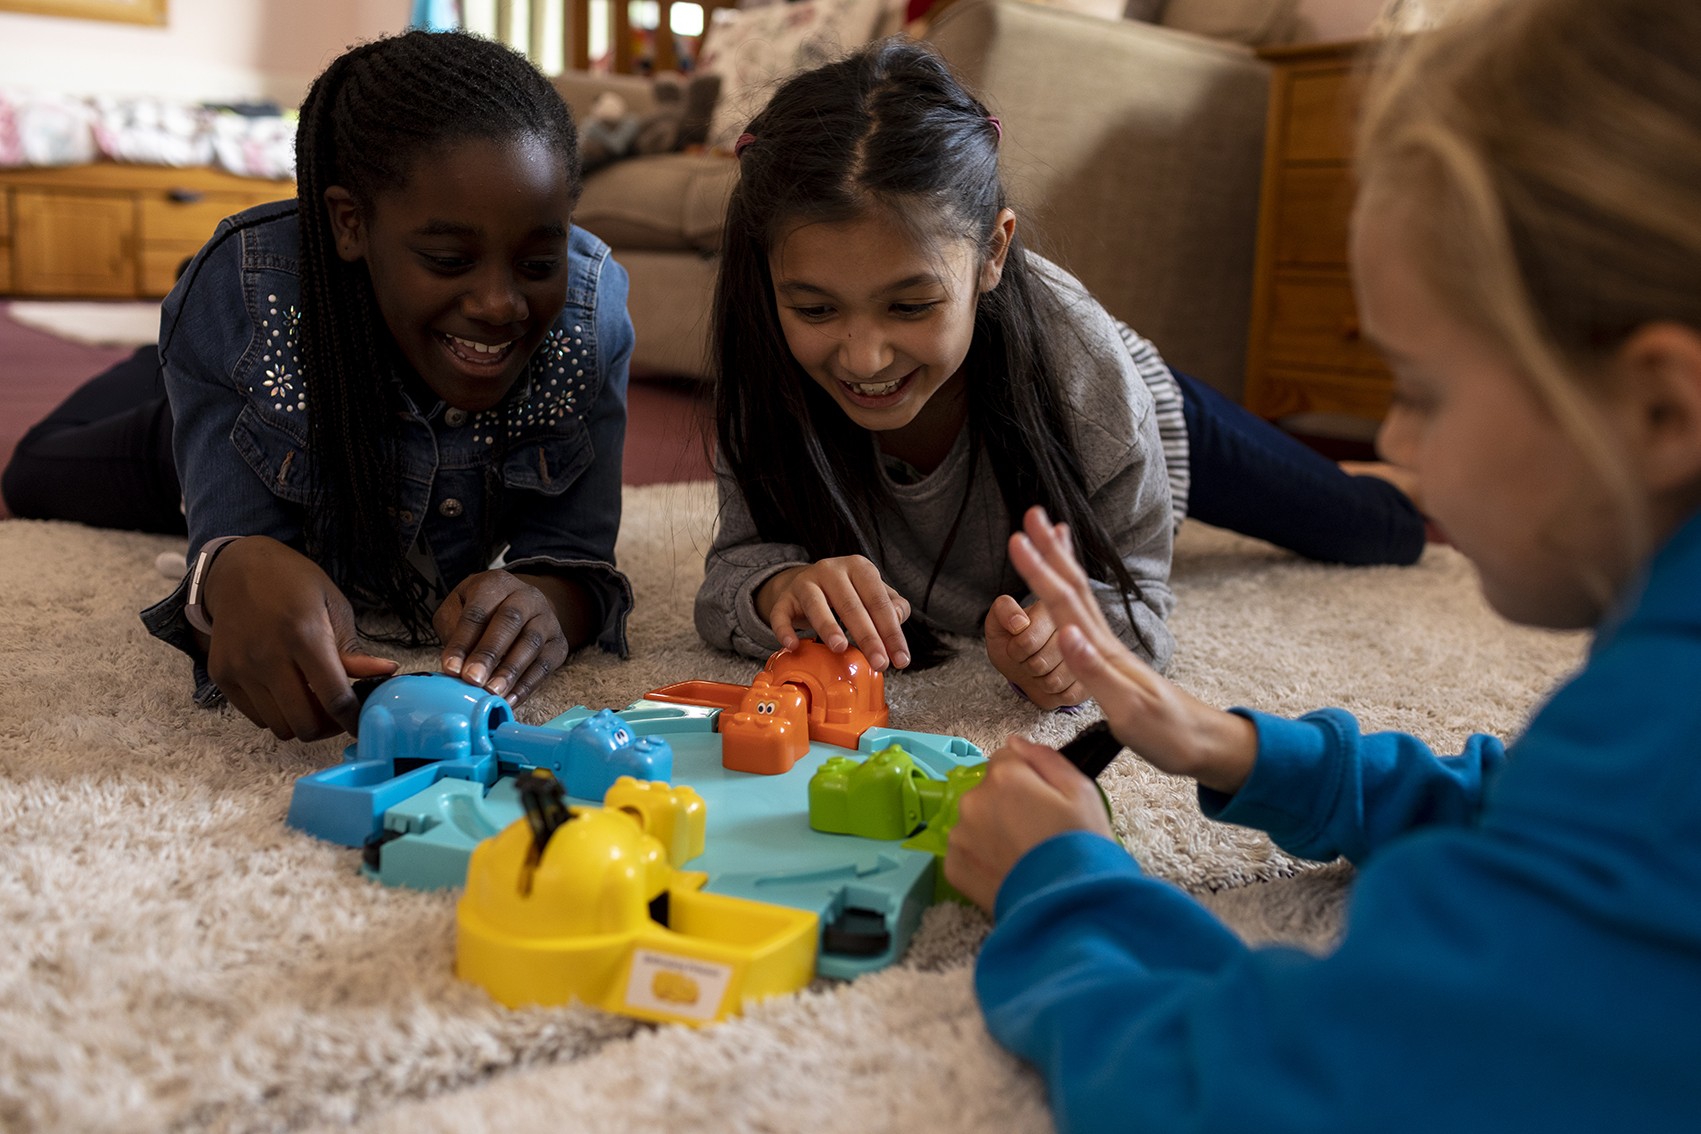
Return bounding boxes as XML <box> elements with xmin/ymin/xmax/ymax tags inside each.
<box><xmin>987</xmin><ymin>115</ymin><xmax>1002</xmax><ymax>142</ymax></box>
<box><xmin>734</xmin><ymin>132</ymin><xmax>756</xmax><ymax>157</ymax></box>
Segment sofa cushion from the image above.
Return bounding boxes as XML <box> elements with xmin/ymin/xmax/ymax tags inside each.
<box><xmin>575</xmin><ymin>151</ymin><xmax>739</xmax><ymax>254</ymax></box>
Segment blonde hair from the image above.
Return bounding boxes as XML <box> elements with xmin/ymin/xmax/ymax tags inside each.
<box><xmin>1356</xmin><ymin>0</ymin><xmax>1701</xmax><ymax>560</ymax></box>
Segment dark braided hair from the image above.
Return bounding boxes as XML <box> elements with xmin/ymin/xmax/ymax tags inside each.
<box><xmin>714</xmin><ymin>38</ymin><xmax>1151</xmax><ymax>666</ymax></box>
<box><xmin>294</xmin><ymin>29</ymin><xmax>581</xmax><ymax>643</ymax></box>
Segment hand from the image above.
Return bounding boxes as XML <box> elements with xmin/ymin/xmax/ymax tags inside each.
<box><xmin>435</xmin><ymin>569</ymin><xmax>569</xmax><ymax>706</ymax></box>
<box><xmin>756</xmin><ymin>556</ymin><xmax>913</xmax><ymax>671</ymax></box>
<box><xmin>1007</xmin><ymin>507</ymin><xmax>1258</xmax><ymax>795</ymax></box>
<box><xmin>945</xmin><ymin>734</ymin><xmax>1115</xmax><ymax>912</ymax></box>
<box><xmin>201</xmin><ymin>536</ymin><xmax>398</xmax><ymax>740</ymax></box>
<box><xmin>984</xmin><ymin>595</ymin><xmax>1086</xmax><ymax>709</ymax></box>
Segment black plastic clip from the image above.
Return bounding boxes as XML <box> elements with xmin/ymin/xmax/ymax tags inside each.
<box><xmin>1059</xmin><ymin>719</ymin><xmax>1124</xmax><ymax>780</ymax></box>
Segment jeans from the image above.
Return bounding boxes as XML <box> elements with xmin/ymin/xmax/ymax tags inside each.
<box><xmin>1</xmin><ymin>345</ymin><xmax>185</xmax><ymax>535</ymax></box>
<box><xmin>1176</xmin><ymin>369</ymin><xmax>1425</xmax><ymax>566</ymax></box>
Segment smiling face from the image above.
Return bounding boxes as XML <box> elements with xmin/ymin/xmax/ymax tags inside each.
<box><xmin>767</xmin><ymin>209</ymin><xmax>1011</xmax><ymax>468</ymax></box>
<box><xmin>327</xmin><ymin>132</ymin><xmax>573</xmax><ymax>413</ymax></box>
<box><xmin>1354</xmin><ymin>191</ymin><xmax>1634</xmax><ymax>630</ymax></box>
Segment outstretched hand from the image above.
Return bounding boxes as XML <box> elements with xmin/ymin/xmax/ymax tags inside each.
<box><xmin>201</xmin><ymin>536</ymin><xmax>397</xmax><ymax>740</ymax></box>
<box><xmin>984</xmin><ymin>595</ymin><xmax>1088</xmax><ymax>708</ymax></box>
<box><xmin>757</xmin><ymin>556</ymin><xmax>912</xmax><ymax>672</ymax></box>
<box><xmin>435</xmin><ymin>569</ymin><xmax>570</xmax><ymax>706</ymax></box>
<box><xmin>1008</xmin><ymin>507</ymin><xmax>1258</xmax><ymax>795</ymax></box>
<box><xmin>945</xmin><ymin>734</ymin><xmax>1114</xmax><ymax>912</ymax></box>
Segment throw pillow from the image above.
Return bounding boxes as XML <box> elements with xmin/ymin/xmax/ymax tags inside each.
<box><xmin>698</xmin><ymin>0</ymin><xmax>889</xmax><ymax>152</ymax></box>
<box><xmin>1160</xmin><ymin>0</ymin><xmax>1299</xmax><ymax>45</ymax></box>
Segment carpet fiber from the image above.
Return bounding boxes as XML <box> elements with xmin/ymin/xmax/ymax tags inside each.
<box><xmin>0</xmin><ymin>482</ymin><xmax>1585</xmax><ymax>1132</ymax></box>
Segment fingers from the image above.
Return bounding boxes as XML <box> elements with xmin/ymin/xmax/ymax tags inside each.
<box><xmin>454</xmin><ymin>600</ymin><xmax>554</xmax><ymax>697</ymax></box>
<box><xmin>296</xmin><ymin>640</ymin><xmax>363</xmax><ymax>738</ymax></box>
<box><xmin>226</xmin><ymin>663</ymin><xmax>342</xmax><ymax>742</ymax></box>
<box><xmin>765</xmin><ymin>592</ymin><xmax>804</xmax><ymax>653</ymax></box>
<box><xmin>1008</xmin><ymin>508</ymin><xmax>1122</xmax><ymax>655</ymax></box>
<box><xmin>459</xmin><ymin>603</ymin><xmax>535</xmax><ymax>691</ymax></box>
<box><xmin>884</xmin><ymin>587</ymin><xmax>913</xmax><ymax>670</ymax></box>
<box><xmin>984</xmin><ymin>594</ymin><xmax>1026</xmax><ymax>644</ymax></box>
<box><xmin>774</xmin><ymin>583</ymin><xmax>850</xmax><ymax>653</ymax></box>
<box><xmin>765</xmin><ymin>558</ymin><xmax>910</xmax><ymax>671</ymax></box>
<box><xmin>1036</xmin><ymin>679</ymin><xmax>1089</xmax><ymax>709</ymax></box>
<box><xmin>505</xmin><ymin>648</ymin><xmax>566</xmax><ymax>707</ymax></box>
<box><xmin>436</xmin><ymin>586</ymin><xmax>479</xmax><ymax>679</ymax></box>
<box><xmin>986</xmin><ymin>596</ymin><xmax>1079</xmax><ymax>705</ymax></box>
<box><xmin>480</xmin><ymin>613</ymin><xmax>568</xmax><ymax>703</ymax></box>
<box><xmin>978</xmin><ymin>736</ymin><xmax>1111</xmax><ymax>837</ymax></box>
<box><xmin>1054</xmin><ymin>623</ymin><xmax>1148</xmax><ymax>709</ymax></box>
<box><xmin>436</xmin><ymin>573</ymin><xmax>570</xmax><ymax>700</ymax></box>
<box><xmin>944</xmin><ymin>731</ymin><xmax>1115</xmax><ymax>909</ymax></box>
<box><xmin>1002</xmin><ymin>734</ymin><xmax>1101</xmax><ymax>797</ymax></box>
<box><xmin>1010</xmin><ymin>603</ymin><xmax>1061</xmax><ymax>676</ymax></box>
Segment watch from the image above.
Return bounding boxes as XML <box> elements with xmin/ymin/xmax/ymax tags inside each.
<box><xmin>184</xmin><ymin>536</ymin><xmax>244</xmax><ymax>634</ymax></box>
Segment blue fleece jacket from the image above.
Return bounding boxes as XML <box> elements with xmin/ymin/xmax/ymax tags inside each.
<box><xmin>975</xmin><ymin>510</ymin><xmax>1701</xmax><ymax>1133</ymax></box>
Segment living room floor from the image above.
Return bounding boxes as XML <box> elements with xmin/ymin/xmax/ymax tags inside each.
<box><xmin>0</xmin><ymin>301</ymin><xmax>713</xmax><ymax>522</ymax></box>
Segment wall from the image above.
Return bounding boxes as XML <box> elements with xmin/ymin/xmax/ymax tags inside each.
<box><xmin>1292</xmin><ymin>0</ymin><xmax>1384</xmax><ymax>41</ymax></box>
<box><xmin>0</xmin><ymin>0</ymin><xmax>410</xmax><ymax>105</ymax></box>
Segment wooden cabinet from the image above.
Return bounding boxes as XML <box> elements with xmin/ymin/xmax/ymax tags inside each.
<box><xmin>0</xmin><ymin>162</ymin><xmax>294</xmax><ymax>299</ymax></box>
<box><xmin>1243</xmin><ymin>40</ymin><xmax>1390</xmax><ymax>427</ymax></box>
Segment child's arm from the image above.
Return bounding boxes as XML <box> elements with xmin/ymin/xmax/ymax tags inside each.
<box><xmin>1006</xmin><ymin>508</ymin><xmax>1257</xmax><ymax>789</ymax></box>
<box><xmin>145</xmin><ymin>227</ymin><xmax>395</xmax><ymax>735</ymax></box>
<box><xmin>197</xmin><ymin>536</ymin><xmax>397</xmax><ymax>738</ymax></box>
<box><xmin>968</xmin><ymin>627</ymin><xmax>1701</xmax><ymax>1132</ymax></box>
<box><xmin>1008</xmin><ymin>507</ymin><xmax>1504</xmax><ymax>858</ymax></box>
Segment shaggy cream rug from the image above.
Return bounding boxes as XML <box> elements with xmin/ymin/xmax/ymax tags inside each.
<box><xmin>0</xmin><ymin>481</ymin><xmax>1585</xmax><ymax>1133</ymax></box>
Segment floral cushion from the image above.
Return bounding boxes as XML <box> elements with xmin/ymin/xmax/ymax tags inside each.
<box><xmin>697</xmin><ymin>0</ymin><xmax>892</xmax><ymax>152</ymax></box>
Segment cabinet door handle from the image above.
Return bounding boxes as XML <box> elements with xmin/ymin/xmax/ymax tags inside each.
<box><xmin>167</xmin><ymin>188</ymin><xmax>205</xmax><ymax>204</ymax></box>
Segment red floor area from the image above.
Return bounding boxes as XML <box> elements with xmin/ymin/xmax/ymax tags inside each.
<box><xmin>0</xmin><ymin>302</ymin><xmax>712</xmax><ymax>519</ymax></box>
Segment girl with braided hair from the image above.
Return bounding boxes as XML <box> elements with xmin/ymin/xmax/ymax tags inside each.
<box><xmin>138</xmin><ymin>29</ymin><xmax>633</xmax><ymax>740</ymax></box>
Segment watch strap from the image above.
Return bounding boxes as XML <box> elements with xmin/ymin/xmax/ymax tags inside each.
<box><xmin>184</xmin><ymin>535</ymin><xmax>244</xmax><ymax>634</ymax></box>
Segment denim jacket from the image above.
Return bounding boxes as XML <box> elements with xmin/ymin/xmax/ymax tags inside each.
<box><xmin>141</xmin><ymin>201</ymin><xmax>634</xmax><ymax>705</ymax></box>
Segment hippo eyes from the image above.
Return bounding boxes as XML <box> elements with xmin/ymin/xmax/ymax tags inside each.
<box><xmin>755</xmin><ymin>701</ymin><xmax>778</xmax><ymax>714</ymax></box>
<box><xmin>614</xmin><ymin>728</ymin><xmax>630</xmax><ymax>745</ymax></box>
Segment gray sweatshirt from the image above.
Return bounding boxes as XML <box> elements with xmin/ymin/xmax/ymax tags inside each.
<box><xmin>693</xmin><ymin>257</ymin><xmax>1176</xmax><ymax>672</ymax></box>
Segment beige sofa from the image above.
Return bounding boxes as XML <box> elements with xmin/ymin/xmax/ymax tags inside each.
<box><xmin>560</xmin><ymin>0</ymin><xmax>1270</xmax><ymax>399</ymax></box>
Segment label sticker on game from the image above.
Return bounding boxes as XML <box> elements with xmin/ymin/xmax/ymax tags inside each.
<box><xmin>624</xmin><ymin>950</ymin><xmax>734</xmax><ymax>1022</ymax></box>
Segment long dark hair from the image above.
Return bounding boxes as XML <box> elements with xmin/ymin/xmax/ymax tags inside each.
<box><xmin>294</xmin><ymin>29</ymin><xmax>581</xmax><ymax>642</ymax></box>
<box><xmin>713</xmin><ymin>38</ymin><xmax>1148</xmax><ymax>664</ymax></box>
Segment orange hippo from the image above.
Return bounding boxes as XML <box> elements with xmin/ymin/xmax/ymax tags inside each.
<box><xmin>649</xmin><ymin>639</ymin><xmax>891</xmax><ymax>775</ymax></box>
<box><xmin>758</xmin><ymin>639</ymin><xmax>888</xmax><ymax>749</ymax></box>
<box><xmin>719</xmin><ymin>675</ymin><xmax>812</xmax><ymax>775</ymax></box>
